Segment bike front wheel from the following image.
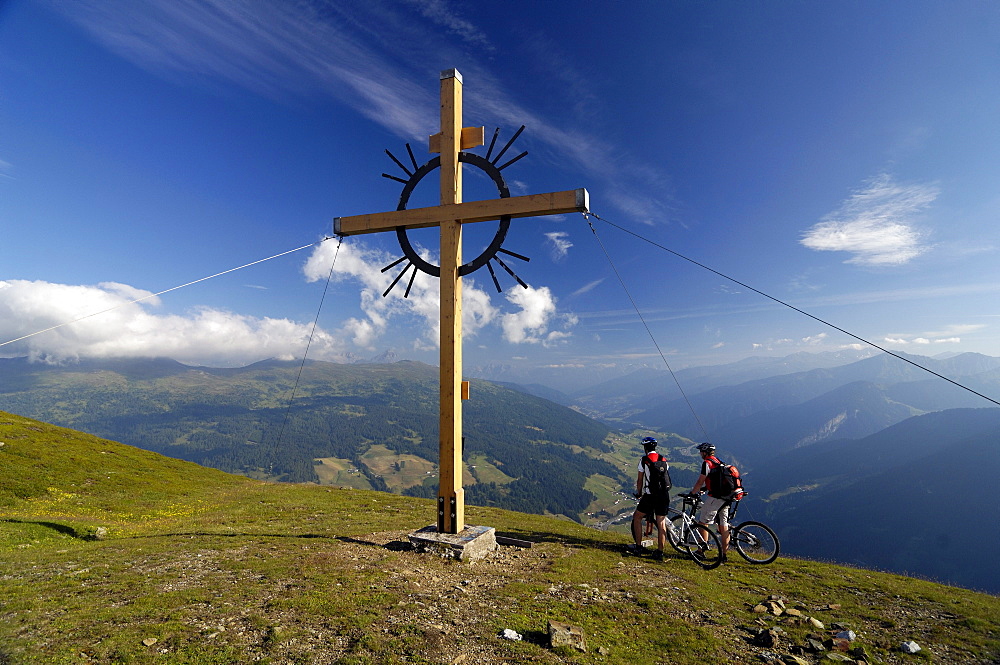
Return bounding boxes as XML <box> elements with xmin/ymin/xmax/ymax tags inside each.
<box><xmin>732</xmin><ymin>521</ymin><xmax>780</xmax><ymax>564</ymax></box>
<box><xmin>667</xmin><ymin>515</ymin><xmax>687</xmax><ymax>554</ymax></box>
<box><xmin>682</xmin><ymin>524</ymin><xmax>724</xmax><ymax>570</ymax></box>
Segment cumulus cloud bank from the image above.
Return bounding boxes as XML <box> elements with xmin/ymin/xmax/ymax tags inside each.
<box><xmin>801</xmin><ymin>174</ymin><xmax>938</xmax><ymax>266</ymax></box>
<box><xmin>1</xmin><ymin>240</ymin><xmax>578</xmax><ymax>366</ymax></box>
<box><xmin>0</xmin><ymin>279</ymin><xmax>345</xmax><ymax>366</ymax></box>
<box><xmin>305</xmin><ymin>240</ymin><xmax>575</xmax><ymax>351</ymax></box>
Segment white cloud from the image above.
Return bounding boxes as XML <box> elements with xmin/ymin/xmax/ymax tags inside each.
<box><xmin>0</xmin><ymin>235</ymin><xmax>582</xmax><ymax>365</ymax></box>
<box><xmin>304</xmin><ymin>239</ymin><xmax>498</xmax><ymax>350</ymax></box>
<box><xmin>801</xmin><ymin>174</ymin><xmax>938</xmax><ymax>266</ymax></box>
<box><xmin>924</xmin><ymin>323</ymin><xmax>985</xmax><ymax>337</ymax></box>
<box><xmin>544</xmin><ymin>231</ymin><xmax>573</xmax><ymax>260</ymax></box>
<box><xmin>571</xmin><ymin>278</ymin><xmax>604</xmax><ymax>298</ymax></box>
<box><xmin>0</xmin><ymin>279</ymin><xmax>345</xmax><ymax>366</ymax></box>
<box><xmin>403</xmin><ymin>0</ymin><xmax>494</xmax><ymax>51</ymax></box>
<box><xmin>500</xmin><ymin>286</ymin><xmax>575</xmax><ymax>346</ymax></box>
<box><xmin>882</xmin><ymin>323</ymin><xmax>980</xmax><ymax>347</ymax></box>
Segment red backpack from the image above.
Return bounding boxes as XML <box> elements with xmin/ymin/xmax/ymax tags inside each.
<box><xmin>707</xmin><ymin>458</ymin><xmax>743</xmax><ymax>499</ymax></box>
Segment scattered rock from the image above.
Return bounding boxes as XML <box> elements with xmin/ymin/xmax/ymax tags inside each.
<box><xmin>900</xmin><ymin>640</ymin><xmax>921</xmax><ymax>654</ymax></box>
<box><xmin>754</xmin><ymin>628</ymin><xmax>782</xmax><ymax>648</ymax></box>
<box><xmin>597</xmin><ymin>646</ymin><xmax>611</xmax><ymax>656</ymax></box>
<box><xmin>499</xmin><ymin>628</ymin><xmax>521</xmax><ymax>641</ymax></box>
<box><xmin>782</xmin><ymin>655</ymin><xmax>810</xmax><ymax>665</ymax></box>
<box><xmin>849</xmin><ymin>645</ymin><xmax>877</xmax><ymax>662</ymax></box>
<box><xmin>827</xmin><ymin>637</ymin><xmax>851</xmax><ymax>652</ymax></box>
<box><xmin>548</xmin><ymin>620</ymin><xmax>586</xmax><ymax>652</ymax></box>
<box><xmin>141</xmin><ymin>638</ymin><xmax>157</xmax><ymax>647</ymax></box>
<box><xmin>835</xmin><ymin>629</ymin><xmax>857</xmax><ymax>641</ymax></box>
<box><xmin>805</xmin><ymin>638</ymin><xmax>826</xmax><ymax>652</ymax></box>
<box><xmin>809</xmin><ymin>617</ymin><xmax>825</xmax><ymax>630</ymax></box>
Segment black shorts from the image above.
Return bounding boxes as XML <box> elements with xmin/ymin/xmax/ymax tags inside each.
<box><xmin>636</xmin><ymin>493</ymin><xmax>669</xmax><ymax>517</ymax></box>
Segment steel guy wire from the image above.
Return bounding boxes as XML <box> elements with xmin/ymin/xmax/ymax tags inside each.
<box><xmin>273</xmin><ymin>236</ymin><xmax>343</xmax><ymax>450</ymax></box>
<box><xmin>583</xmin><ymin>213</ymin><xmax>713</xmax><ymax>443</ymax></box>
<box><xmin>586</xmin><ymin>211</ymin><xmax>1000</xmax><ymax>409</ymax></box>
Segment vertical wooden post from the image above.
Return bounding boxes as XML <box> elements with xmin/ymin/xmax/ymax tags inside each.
<box><xmin>438</xmin><ymin>69</ymin><xmax>464</xmax><ymax>533</ymax></box>
<box><xmin>333</xmin><ymin>70</ymin><xmax>590</xmax><ymax>538</ymax></box>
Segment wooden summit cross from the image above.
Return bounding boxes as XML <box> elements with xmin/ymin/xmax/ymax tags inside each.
<box><xmin>334</xmin><ymin>69</ymin><xmax>589</xmax><ymax>534</ymax></box>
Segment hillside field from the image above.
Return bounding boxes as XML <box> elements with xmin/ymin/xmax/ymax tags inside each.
<box><xmin>2</xmin><ymin>411</ymin><xmax>1000</xmax><ymax>664</ymax></box>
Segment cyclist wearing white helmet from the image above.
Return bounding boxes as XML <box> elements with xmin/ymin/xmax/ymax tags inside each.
<box><xmin>629</xmin><ymin>436</ymin><xmax>671</xmax><ymax>560</ymax></box>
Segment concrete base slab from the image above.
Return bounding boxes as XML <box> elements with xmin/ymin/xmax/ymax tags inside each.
<box><xmin>408</xmin><ymin>525</ymin><xmax>497</xmax><ymax>562</ymax></box>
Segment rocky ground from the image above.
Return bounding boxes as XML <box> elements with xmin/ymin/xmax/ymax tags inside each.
<box><xmin>102</xmin><ymin>529</ymin><xmax>992</xmax><ymax>665</ymax></box>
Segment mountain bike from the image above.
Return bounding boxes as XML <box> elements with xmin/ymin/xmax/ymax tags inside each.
<box><xmin>663</xmin><ymin>493</ymin><xmax>724</xmax><ymax>569</ymax></box>
<box><xmin>669</xmin><ymin>492</ymin><xmax>780</xmax><ymax>565</ymax></box>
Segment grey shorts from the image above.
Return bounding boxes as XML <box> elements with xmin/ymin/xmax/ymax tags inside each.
<box><xmin>697</xmin><ymin>495</ymin><xmax>730</xmax><ymax>529</ymax></box>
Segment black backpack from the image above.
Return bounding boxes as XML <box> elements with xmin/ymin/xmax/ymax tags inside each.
<box><xmin>707</xmin><ymin>459</ymin><xmax>743</xmax><ymax>499</ymax></box>
<box><xmin>642</xmin><ymin>453</ymin><xmax>672</xmax><ymax>496</ymax></box>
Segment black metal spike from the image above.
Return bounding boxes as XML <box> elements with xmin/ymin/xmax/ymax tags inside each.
<box><xmin>383</xmin><ymin>261</ymin><xmax>412</xmax><ymax>297</ymax></box>
<box><xmin>492</xmin><ymin>125</ymin><xmax>525</xmax><ymax>166</ymax></box>
<box><xmin>494</xmin><ymin>255</ymin><xmax>528</xmax><ymax>289</ymax></box>
<box><xmin>385</xmin><ymin>148</ymin><xmax>413</xmax><ymax>177</ymax></box>
<box><xmin>382</xmin><ymin>173</ymin><xmax>408</xmax><ymax>184</ymax></box>
<box><xmin>486</xmin><ymin>261</ymin><xmax>502</xmax><ymax>293</ymax></box>
<box><xmin>498</xmin><ymin>247</ymin><xmax>531</xmax><ymax>263</ymax></box>
<box><xmin>497</xmin><ymin>150</ymin><xmax>528</xmax><ymax>172</ymax></box>
<box><xmin>403</xmin><ymin>264</ymin><xmax>418</xmax><ymax>298</ymax></box>
<box><xmin>485</xmin><ymin>127</ymin><xmax>500</xmax><ymax>161</ymax></box>
<box><xmin>405</xmin><ymin>143</ymin><xmax>419</xmax><ymax>171</ymax></box>
<box><xmin>380</xmin><ymin>256</ymin><xmax>407</xmax><ymax>273</ymax></box>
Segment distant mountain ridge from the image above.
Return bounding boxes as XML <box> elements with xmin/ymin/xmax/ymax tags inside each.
<box><xmin>748</xmin><ymin>407</ymin><xmax>1000</xmax><ymax>593</ymax></box>
<box><xmin>622</xmin><ymin>351</ymin><xmax>1000</xmax><ymax>453</ymax></box>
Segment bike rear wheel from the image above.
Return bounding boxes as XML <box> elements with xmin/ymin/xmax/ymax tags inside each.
<box><xmin>732</xmin><ymin>521</ymin><xmax>779</xmax><ymax>564</ymax></box>
<box><xmin>682</xmin><ymin>524</ymin><xmax>724</xmax><ymax>569</ymax></box>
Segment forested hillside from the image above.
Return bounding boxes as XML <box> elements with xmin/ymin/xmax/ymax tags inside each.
<box><xmin>0</xmin><ymin>357</ymin><xmax>623</xmax><ymax>521</ymax></box>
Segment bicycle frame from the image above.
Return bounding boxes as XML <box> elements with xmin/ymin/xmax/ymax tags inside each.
<box><xmin>679</xmin><ymin>492</ymin><xmax>780</xmax><ymax>565</ymax></box>
<box><xmin>666</xmin><ymin>495</ymin><xmax>724</xmax><ymax>569</ymax></box>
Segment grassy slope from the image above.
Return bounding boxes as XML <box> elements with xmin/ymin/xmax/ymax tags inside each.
<box><xmin>1</xmin><ymin>411</ymin><xmax>999</xmax><ymax>665</ymax></box>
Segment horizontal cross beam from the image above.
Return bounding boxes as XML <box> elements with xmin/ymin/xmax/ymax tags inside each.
<box><xmin>334</xmin><ymin>188</ymin><xmax>589</xmax><ymax>237</ymax></box>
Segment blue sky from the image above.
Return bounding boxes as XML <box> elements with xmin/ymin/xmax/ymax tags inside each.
<box><xmin>2</xmin><ymin>0</ymin><xmax>1000</xmax><ymax>387</ymax></box>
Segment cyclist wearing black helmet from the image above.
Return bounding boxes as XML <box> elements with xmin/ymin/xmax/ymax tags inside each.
<box><xmin>689</xmin><ymin>442</ymin><xmax>731</xmax><ymax>554</ymax></box>
<box><xmin>629</xmin><ymin>436</ymin><xmax>670</xmax><ymax>560</ymax></box>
